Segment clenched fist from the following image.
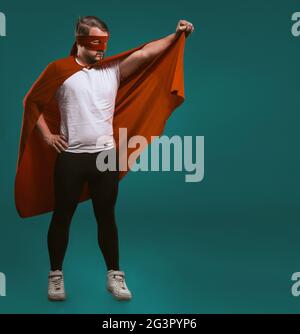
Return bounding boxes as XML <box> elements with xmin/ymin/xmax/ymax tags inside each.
<box><xmin>175</xmin><ymin>19</ymin><xmax>195</xmax><ymax>38</ymax></box>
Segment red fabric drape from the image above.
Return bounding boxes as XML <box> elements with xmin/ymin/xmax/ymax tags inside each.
<box><xmin>14</xmin><ymin>33</ymin><xmax>186</xmax><ymax>218</ymax></box>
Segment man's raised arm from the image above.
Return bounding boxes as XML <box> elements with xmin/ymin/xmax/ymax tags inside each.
<box><xmin>119</xmin><ymin>19</ymin><xmax>194</xmax><ymax>82</ymax></box>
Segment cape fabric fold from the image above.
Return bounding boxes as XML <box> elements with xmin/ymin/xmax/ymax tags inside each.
<box><xmin>14</xmin><ymin>33</ymin><xmax>186</xmax><ymax>218</ymax></box>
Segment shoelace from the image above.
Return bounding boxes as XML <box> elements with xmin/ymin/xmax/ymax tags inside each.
<box><xmin>50</xmin><ymin>275</ymin><xmax>63</xmax><ymax>291</ymax></box>
<box><xmin>113</xmin><ymin>274</ymin><xmax>126</xmax><ymax>290</ymax></box>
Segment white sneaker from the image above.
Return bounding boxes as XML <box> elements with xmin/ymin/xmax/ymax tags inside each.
<box><xmin>48</xmin><ymin>270</ymin><xmax>66</xmax><ymax>301</ymax></box>
<box><xmin>107</xmin><ymin>270</ymin><xmax>132</xmax><ymax>300</ymax></box>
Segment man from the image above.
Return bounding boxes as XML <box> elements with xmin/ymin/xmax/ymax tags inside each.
<box><xmin>17</xmin><ymin>16</ymin><xmax>194</xmax><ymax>302</ymax></box>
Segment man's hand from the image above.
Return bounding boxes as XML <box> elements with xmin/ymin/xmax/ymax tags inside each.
<box><xmin>44</xmin><ymin>133</ymin><xmax>69</xmax><ymax>153</ymax></box>
<box><xmin>175</xmin><ymin>19</ymin><xmax>194</xmax><ymax>38</ymax></box>
<box><xmin>36</xmin><ymin>113</ymin><xmax>68</xmax><ymax>153</ymax></box>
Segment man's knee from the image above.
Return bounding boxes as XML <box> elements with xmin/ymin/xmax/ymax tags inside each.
<box><xmin>94</xmin><ymin>203</ymin><xmax>116</xmax><ymax>223</ymax></box>
<box><xmin>50</xmin><ymin>208</ymin><xmax>76</xmax><ymax>227</ymax></box>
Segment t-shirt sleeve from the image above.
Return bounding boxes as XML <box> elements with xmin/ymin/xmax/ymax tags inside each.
<box><xmin>114</xmin><ymin>60</ymin><xmax>121</xmax><ymax>87</ymax></box>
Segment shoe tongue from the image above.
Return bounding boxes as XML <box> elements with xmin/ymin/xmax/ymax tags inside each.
<box><xmin>115</xmin><ymin>275</ymin><xmax>123</xmax><ymax>279</ymax></box>
<box><xmin>49</xmin><ymin>270</ymin><xmax>62</xmax><ymax>277</ymax></box>
<box><xmin>110</xmin><ymin>270</ymin><xmax>124</xmax><ymax>276</ymax></box>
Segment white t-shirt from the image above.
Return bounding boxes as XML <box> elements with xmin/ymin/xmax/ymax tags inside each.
<box><xmin>55</xmin><ymin>57</ymin><xmax>120</xmax><ymax>153</ymax></box>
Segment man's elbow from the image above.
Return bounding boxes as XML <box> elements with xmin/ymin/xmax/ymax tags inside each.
<box><xmin>139</xmin><ymin>49</ymin><xmax>152</xmax><ymax>63</ymax></box>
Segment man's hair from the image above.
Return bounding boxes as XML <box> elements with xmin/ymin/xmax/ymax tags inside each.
<box><xmin>75</xmin><ymin>16</ymin><xmax>109</xmax><ymax>36</ymax></box>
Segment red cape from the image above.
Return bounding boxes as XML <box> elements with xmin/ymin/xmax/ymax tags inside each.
<box><xmin>14</xmin><ymin>33</ymin><xmax>186</xmax><ymax>218</ymax></box>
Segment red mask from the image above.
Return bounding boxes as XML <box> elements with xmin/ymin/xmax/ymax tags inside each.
<box><xmin>76</xmin><ymin>35</ymin><xmax>109</xmax><ymax>52</ymax></box>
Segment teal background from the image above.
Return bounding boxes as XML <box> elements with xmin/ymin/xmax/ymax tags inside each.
<box><xmin>0</xmin><ymin>0</ymin><xmax>300</xmax><ymax>313</ymax></box>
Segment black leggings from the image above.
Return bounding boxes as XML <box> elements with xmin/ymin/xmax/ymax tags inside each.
<box><xmin>47</xmin><ymin>148</ymin><xmax>120</xmax><ymax>271</ymax></box>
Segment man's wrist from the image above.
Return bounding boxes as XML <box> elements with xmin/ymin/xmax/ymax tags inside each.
<box><xmin>38</xmin><ymin>129</ymin><xmax>52</xmax><ymax>141</ymax></box>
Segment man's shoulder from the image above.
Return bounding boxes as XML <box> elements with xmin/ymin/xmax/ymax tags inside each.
<box><xmin>97</xmin><ymin>59</ymin><xmax>120</xmax><ymax>75</ymax></box>
<box><xmin>34</xmin><ymin>56</ymin><xmax>79</xmax><ymax>82</ymax></box>
<box><xmin>49</xmin><ymin>56</ymin><xmax>77</xmax><ymax>71</ymax></box>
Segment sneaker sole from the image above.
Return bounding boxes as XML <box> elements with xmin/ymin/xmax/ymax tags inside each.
<box><xmin>48</xmin><ymin>294</ymin><xmax>66</xmax><ymax>301</ymax></box>
<box><xmin>107</xmin><ymin>287</ymin><xmax>132</xmax><ymax>301</ymax></box>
